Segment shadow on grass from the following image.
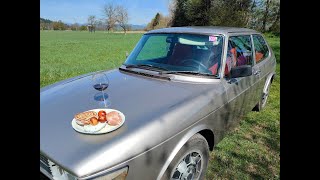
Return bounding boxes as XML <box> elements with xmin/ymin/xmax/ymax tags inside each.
<box><xmin>206</xmin><ymin>129</ymin><xmax>279</xmax><ymax>179</ymax></box>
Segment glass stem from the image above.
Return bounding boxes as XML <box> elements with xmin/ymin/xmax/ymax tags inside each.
<box><xmin>102</xmin><ymin>90</ymin><xmax>107</xmax><ymax>107</ymax></box>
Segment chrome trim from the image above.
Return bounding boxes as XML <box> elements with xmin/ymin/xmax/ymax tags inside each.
<box><xmin>40</xmin><ymin>153</ymin><xmax>77</xmax><ymax>180</ymax></box>
<box><xmin>250</xmin><ymin>34</ymin><xmax>256</xmax><ymax>66</ymax></box>
<box><xmin>219</xmin><ymin>34</ymin><xmax>229</xmax><ymax>78</ymax></box>
<box><xmin>40</xmin><ymin>153</ymin><xmax>53</xmax><ymax>179</ymax></box>
<box><xmin>79</xmin><ymin>166</ymin><xmax>129</xmax><ymax>180</ymax></box>
<box><xmin>40</xmin><ymin>167</ymin><xmax>54</xmax><ymax>180</ymax></box>
<box><xmin>170</xmin><ymin>75</ymin><xmax>220</xmax><ymax>83</ymax></box>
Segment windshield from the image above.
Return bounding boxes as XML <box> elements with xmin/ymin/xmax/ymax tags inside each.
<box><xmin>124</xmin><ymin>33</ymin><xmax>224</xmax><ymax>77</ymax></box>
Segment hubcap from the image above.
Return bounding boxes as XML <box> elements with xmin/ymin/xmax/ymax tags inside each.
<box><xmin>171</xmin><ymin>151</ymin><xmax>203</xmax><ymax>180</ymax></box>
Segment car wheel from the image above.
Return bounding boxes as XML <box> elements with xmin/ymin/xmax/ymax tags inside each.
<box><xmin>253</xmin><ymin>81</ymin><xmax>271</xmax><ymax>111</ymax></box>
<box><xmin>161</xmin><ymin>134</ymin><xmax>210</xmax><ymax>180</ymax></box>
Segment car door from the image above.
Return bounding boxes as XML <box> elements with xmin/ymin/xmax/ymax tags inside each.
<box><xmin>221</xmin><ymin>34</ymin><xmax>261</xmax><ymax>130</ymax></box>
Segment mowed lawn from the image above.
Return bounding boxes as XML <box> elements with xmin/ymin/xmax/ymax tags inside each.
<box><xmin>40</xmin><ymin>31</ymin><xmax>280</xmax><ymax>179</ymax></box>
<box><xmin>40</xmin><ymin>31</ymin><xmax>142</xmax><ymax>87</ymax></box>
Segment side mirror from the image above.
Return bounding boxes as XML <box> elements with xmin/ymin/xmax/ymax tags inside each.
<box><xmin>230</xmin><ymin>65</ymin><xmax>252</xmax><ymax>78</ymax></box>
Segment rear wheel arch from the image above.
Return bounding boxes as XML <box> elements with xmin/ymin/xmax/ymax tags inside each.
<box><xmin>263</xmin><ymin>72</ymin><xmax>275</xmax><ymax>94</ymax></box>
<box><xmin>253</xmin><ymin>72</ymin><xmax>275</xmax><ymax>111</ymax></box>
<box><xmin>270</xmin><ymin>74</ymin><xmax>275</xmax><ymax>84</ymax></box>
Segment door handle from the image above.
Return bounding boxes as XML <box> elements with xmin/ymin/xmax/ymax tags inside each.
<box><xmin>228</xmin><ymin>78</ymin><xmax>238</xmax><ymax>85</ymax></box>
<box><xmin>253</xmin><ymin>70</ymin><xmax>261</xmax><ymax>76</ymax></box>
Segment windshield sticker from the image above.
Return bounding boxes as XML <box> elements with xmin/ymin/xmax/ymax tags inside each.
<box><xmin>209</xmin><ymin>36</ymin><xmax>217</xmax><ymax>42</ymax></box>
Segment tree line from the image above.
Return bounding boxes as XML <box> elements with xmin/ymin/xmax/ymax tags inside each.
<box><xmin>169</xmin><ymin>0</ymin><xmax>280</xmax><ymax>35</ymax></box>
<box><xmin>40</xmin><ymin>0</ymin><xmax>280</xmax><ymax>35</ymax></box>
<box><xmin>40</xmin><ymin>19</ymin><xmax>91</xmax><ymax>31</ymax></box>
<box><xmin>40</xmin><ymin>3</ymin><xmax>130</xmax><ymax>33</ymax></box>
<box><xmin>143</xmin><ymin>13</ymin><xmax>172</xmax><ymax>31</ymax></box>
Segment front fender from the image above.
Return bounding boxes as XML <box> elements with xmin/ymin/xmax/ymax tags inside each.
<box><xmin>156</xmin><ymin>124</ymin><xmax>213</xmax><ymax>180</ymax></box>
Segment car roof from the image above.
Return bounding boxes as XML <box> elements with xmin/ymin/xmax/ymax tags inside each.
<box><xmin>145</xmin><ymin>26</ymin><xmax>258</xmax><ymax>35</ymax></box>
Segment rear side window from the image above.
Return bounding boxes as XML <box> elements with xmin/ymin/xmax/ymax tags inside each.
<box><xmin>252</xmin><ymin>34</ymin><xmax>269</xmax><ymax>63</ymax></box>
<box><xmin>224</xmin><ymin>35</ymin><xmax>253</xmax><ymax>76</ymax></box>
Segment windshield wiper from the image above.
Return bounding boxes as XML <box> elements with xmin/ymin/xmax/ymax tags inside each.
<box><xmin>119</xmin><ymin>65</ymin><xmax>172</xmax><ymax>80</ymax></box>
<box><xmin>160</xmin><ymin>71</ymin><xmax>217</xmax><ymax>77</ymax></box>
<box><xmin>123</xmin><ymin>64</ymin><xmax>168</xmax><ymax>71</ymax></box>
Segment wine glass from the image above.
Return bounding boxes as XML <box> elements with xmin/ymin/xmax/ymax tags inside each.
<box><xmin>92</xmin><ymin>72</ymin><xmax>110</xmax><ymax>108</ymax></box>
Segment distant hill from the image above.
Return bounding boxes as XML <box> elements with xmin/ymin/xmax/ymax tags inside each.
<box><xmin>40</xmin><ymin>17</ymin><xmax>53</xmax><ymax>23</ymax></box>
<box><xmin>113</xmin><ymin>24</ymin><xmax>146</xmax><ymax>30</ymax></box>
<box><xmin>40</xmin><ymin>17</ymin><xmax>146</xmax><ymax>30</ymax></box>
<box><xmin>130</xmin><ymin>24</ymin><xmax>146</xmax><ymax>30</ymax></box>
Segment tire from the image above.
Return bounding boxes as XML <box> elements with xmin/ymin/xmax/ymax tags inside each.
<box><xmin>161</xmin><ymin>134</ymin><xmax>210</xmax><ymax>180</ymax></box>
<box><xmin>253</xmin><ymin>80</ymin><xmax>271</xmax><ymax>111</ymax></box>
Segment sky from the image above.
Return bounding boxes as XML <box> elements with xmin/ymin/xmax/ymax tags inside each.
<box><xmin>40</xmin><ymin>0</ymin><xmax>170</xmax><ymax>25</ymax></box>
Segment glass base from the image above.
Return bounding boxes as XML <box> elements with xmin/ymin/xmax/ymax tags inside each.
<box><xmin>94</xmin><ymin>92</ymin><xmax>111</xmax><ymax>108</ymax></box>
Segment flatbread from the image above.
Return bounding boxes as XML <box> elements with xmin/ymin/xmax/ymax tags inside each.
<box><xmin>74</xmin><ymin>111</ymin><xmax>98</xmax><ymax>125</ymax></box>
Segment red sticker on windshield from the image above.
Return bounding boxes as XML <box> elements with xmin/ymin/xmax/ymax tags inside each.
<box><xmin>209</xmin><ymin>36</ymin><xmax>217</xmax><ymax>42</ymax></box>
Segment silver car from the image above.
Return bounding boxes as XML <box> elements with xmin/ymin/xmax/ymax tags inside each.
<box><xmin>40</xmin><ymin>27</ymin><xmax>276</xmax><ymax>180</ymax></box>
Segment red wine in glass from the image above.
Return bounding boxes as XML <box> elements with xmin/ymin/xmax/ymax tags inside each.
<box><xmin>92</xmin><ymin>72</ymin><xmax>110</xmax><ymax>107</ymax></box>
<box><xmin>93</xmin><ymin>83</ymin><xmax>109</xmax><ymax>91</ymax></box>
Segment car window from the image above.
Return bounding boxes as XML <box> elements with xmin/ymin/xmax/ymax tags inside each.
<box><xmin>136</xmin><ymin>36</ymin><xmax>168</xmax><ymax>61</ymax></box>
<box><xmin>224</xmin><ymin>35</ymin><xmax>253</xmax><ymax>76</ymax></box>
<box><xmin>124</xmin><ymin>33</ymin><xmax>224</xmax><ymax>77</ymax></box>
<box><xmin>252</xmin><ymin>34</ymin><xmax>269</xmax><ymax>63</ymax></box>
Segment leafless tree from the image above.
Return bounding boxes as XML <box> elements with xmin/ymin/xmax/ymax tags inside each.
<box><xmin>115</xmin><ymin>5</ymin><xmax>129</xmax><ymax>34</ymax></box>
<box><xmin>88</xmin><ymin>15</ymin><xmax>97</xmax><ymax>26</ymax></box>
<box><xmin>103</xmin><ymin>3</ymin><xmax>117</xmax><ymax>32</ymax></box>
<box><xmin>87</xmin><ymin>15</ymin><xmax>96</xmax><ymax>33</ymax></box>
<box><xmin>40</xmin><ymin>22</ymin><xmax>46</xmax><ymax>30</ymax></box>
<box><xmin>73</xmin><ymin>17</ymin><xmax>79</xmax><ymax>31</ymax></box>
<box><xmin>71</xmin><ymin>23</ymin><xmax>80</xmax><ymax>31</ymax></box>
<box><xmin>95</xmin><ymin>19</ymin><xmax>105</xmax><ymax>31</ymax></box>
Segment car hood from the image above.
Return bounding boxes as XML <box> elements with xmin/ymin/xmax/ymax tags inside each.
<box><xmin>40</xmin><ymin>69</ymin><xmax>224</xmax><ymax>178</ymax></box>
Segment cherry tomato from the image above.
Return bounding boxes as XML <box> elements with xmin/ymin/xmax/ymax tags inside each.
<box><xmin>98</xmin><ymin>115</ymin><xmax>107</xmax><ymax>123</ymax></box>
<box><xmin>98</xmin><ymin>110</ymin><xmax>107</xmax><ymax>117</ymax></box>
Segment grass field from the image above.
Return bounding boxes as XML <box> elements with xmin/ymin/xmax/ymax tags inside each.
<box><xmin>40</xmin><ymin>31</ymin><xmax>280</xmax><ymax>179</ymax></box>
<box><xmin>40</xmin><ymin>31</ymin><xmax>142</xmax><ymax>87</ymax></box>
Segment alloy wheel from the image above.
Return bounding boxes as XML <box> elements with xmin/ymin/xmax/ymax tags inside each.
<box><xmin>170</xmin><ymin>151</ymin><xmax>203</xmax><ymax>180</ymax></box>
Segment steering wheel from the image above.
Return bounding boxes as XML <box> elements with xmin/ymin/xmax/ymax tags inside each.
<box><xmin>179</xmin><ymin>59</ymin><xmax>208</xmax><ymax>70</ymax></box>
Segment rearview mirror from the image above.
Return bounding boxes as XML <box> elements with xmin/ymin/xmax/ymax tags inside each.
<box><xmin>230</xmin><ymin>65</ymin><xmax>252</xmax><ymax>78</ymax></box>
<box><xmin>166</xmin><ymin>37</ymin><xmax>172</xmax><ymax>43</ymax></box>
